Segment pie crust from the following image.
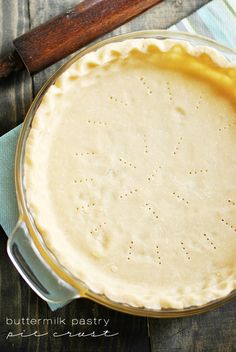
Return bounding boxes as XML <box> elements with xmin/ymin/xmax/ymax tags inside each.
<box><xmin>24</xmin><ymin>39</ymin><xmax>236</xmax><ymax>309</ymax></box>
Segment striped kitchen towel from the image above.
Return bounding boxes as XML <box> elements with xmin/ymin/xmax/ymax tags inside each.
<box><xmin>171</xmin><ymin>0</ymin><xmax>236</xmax><ymax>49</ymax></box>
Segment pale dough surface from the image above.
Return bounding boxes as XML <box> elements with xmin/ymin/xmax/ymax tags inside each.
<box><xmin>24</xmin><ymin>39</ymin><xmax>236</xmax><ymax>309</ymax></box>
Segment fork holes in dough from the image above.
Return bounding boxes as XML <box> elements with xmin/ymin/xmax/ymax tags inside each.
<box><xmin>78</xmin><ymin>178</ymin><xmax>94</xmax><ymax>184</ymax></box>
<box><xmin>77</xmin><ymin>203</ymin><xmax>95</xmax><ymax>211</ymax></box>
<box><xmin>143</xmin><ymin>134</ymin><xmax>149</xmax><ymax>154</ymax></box>
<box><xmin>87</xmin><ymin>120</ymin><xmax>108</xmax><ymax>126</ymax></box>
<box><xmin>127</xmin><ymin>240</ymin><xmax>134</xmax><ymax>261</ymax></box>
<box><xmin>119</xmin><ymin>157</ymin><xmax>137</xmax><ymax>169</ymax></box>
<box><xmin>180</xmin><ymin>241</ymin><xmax>191</xmax><ymax>260</ymax></box>
<box><xmin>77</xmin><ymin>151</ymin><xmax>95</xmax><ymax>157</ymax></box>
<box><xmin>172</xmin><ymin>192</ymin><xmax>189</xmax><ymax>205</ymax></box>
<box><xmin>145</xmin><ymin>203</ymin><xmax>159</xmax><ymax>220</ymax></box>
<box><xmin>203</xmin><ymin>233</ymin><xmax>216</xmax><ymax>249</ymax></box>
<box><xmin>166</xmin><ymin>81</ymin><xmax>173</xmax><ymax>102</ymax></box>
<box><xmin>195</xmin><ymin>95</ymin><xmax>203</xmax><ymax>110</ymax></box>
<box><xmin>147</xmin><ymin>166</ymin><xmax>161</xmax><ymax>182</ymax></box>
<box><xmin>218</xmin><ymin>124</ymin><xmax>233</xmax><ymax>132</ymax></box>
<box><xmin>156</xmin><ymin>245</ymin><xmax>161</xmax><ymax>265</ymax></box>
<box><xmin>139</xmin><ymin>77</ymin><xmax>152</xmax><ymax>95</ymax></box>
<box><xmin>221</xmin><ymin>218</ymin><xmax>236</xmax><ymax>232</ymax></box>
<box><xmin>109</xmin><ymin>95</ymin><xmax>128</xmax><ymax>106</ymax></box>
<box><xmin>228</xmin><ymin>199</ymin><xmax>236</xmax><ymax>206</ymax></box>
<box><xmin>189</xmin><ymin>169</ymin><xmax>208</xmax><ymax>175</ymax></box>
<box><xmin>119</xmin><ymin>189</ymin><xmax>138</xmax><ymax>199</ymax></box>
<box><xmin>173</xmin><ymin>137</ymin><xmax>183</xmax><ymax>155</ymax></box>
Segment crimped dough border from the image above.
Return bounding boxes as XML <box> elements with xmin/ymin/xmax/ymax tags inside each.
<box><xmin>24</xmin><ymin>38</ymin><xmax>236</xmax><ymax>310</ymax></box>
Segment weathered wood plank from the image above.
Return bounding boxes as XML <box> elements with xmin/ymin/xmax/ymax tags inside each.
<box><xmin>31</xmin><ymin>0</ymin><xmax>211</xmax><ymax>94</ymax></box>
<box><xmin>3</xmin><ymin>1</ymin><xmax>236</xmax><ymax>352</ymax></box>
<box><xmin>0</xmin><ymin>2</ymin><xmax>31</xmax><ymax>348</ymax></box>
<box><xmin>149</xmin><ymin>300</ymin><xmax>236</xmax><ymax>352</ymax></box>
<box><xmin>113</xmin><ymin>0</ymin><xmax>211</xmax><ymax>33</ymax></box>
<box><xmin>0</xmin><ymin>0</ymin><xmax>32</xmax><ymax>135</ymax></box>
<box><xmin>29</xmin><ymin>0</ymin><xmax>80</xmax><ymax>93</ymax></box>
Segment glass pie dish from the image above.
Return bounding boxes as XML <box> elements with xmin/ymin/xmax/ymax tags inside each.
<box><xmin>7</xmin><ymin>30</ymin><xmax>236</xmax><ymax>317</ymax></box>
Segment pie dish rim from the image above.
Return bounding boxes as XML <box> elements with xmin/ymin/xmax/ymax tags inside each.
<box><xmin>10</xmin><ymin>29</ymin><xmax>236</xmax><ymax>317</ymax></box>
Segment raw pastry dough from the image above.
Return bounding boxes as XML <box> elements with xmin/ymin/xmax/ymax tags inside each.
<box><xmin>24</xmin><ymin>39</ymin><xmax>236</xmax><ymax>309</ymax></box>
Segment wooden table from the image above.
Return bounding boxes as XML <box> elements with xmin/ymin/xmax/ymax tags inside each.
<box><xmin>1</xmin><ymin>1</ymin><xmax>236</xmax><ymax>351</ymax></box>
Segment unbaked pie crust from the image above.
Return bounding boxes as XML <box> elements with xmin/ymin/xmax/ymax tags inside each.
<box><xmin>24</xmin><ymin>39</ymin><xmax>236</xmax><ymax>309</ymax></box>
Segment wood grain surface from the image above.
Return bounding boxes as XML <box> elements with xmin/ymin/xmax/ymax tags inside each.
<box><xmin>1</xmin><ymin>1</ymin><xmax>236</xmax><ymax>352</ymax></box>
<box><xmin>13</xmin><ymin>0</ymin><xmax>164</xmax><ymax>74</ymax></box>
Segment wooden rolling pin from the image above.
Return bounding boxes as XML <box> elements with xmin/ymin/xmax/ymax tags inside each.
<box><xmin>0</xmin><ymin>0</ymin><xmax>163</xmax><ymax>79</ymax></box>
